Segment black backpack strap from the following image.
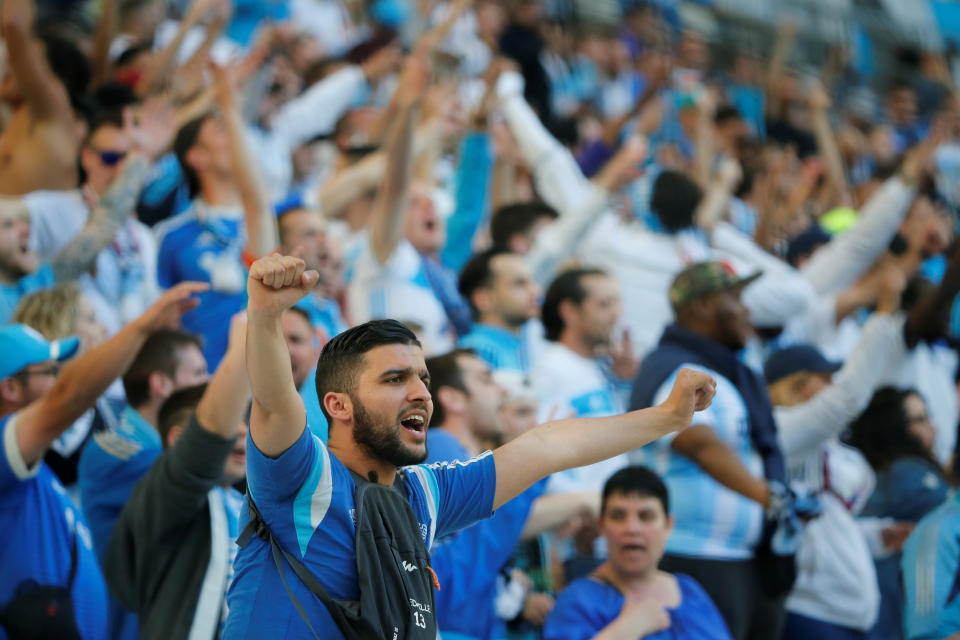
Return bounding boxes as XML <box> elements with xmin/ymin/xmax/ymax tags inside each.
<box><xmin>238</xmin><ymin>496</ymin><xmax>362</xmax><ymax>640</ymax></box>
<box><xmin>66</xmin><ymin>530</ymin><xmax>79</xmax><ymax>589</ymax></box>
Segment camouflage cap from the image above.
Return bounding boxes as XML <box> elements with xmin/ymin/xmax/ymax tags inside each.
<box><xmin>669</xmin><ymin>261</ymin><xmax>762</xmax><ymax>309</ymax></box>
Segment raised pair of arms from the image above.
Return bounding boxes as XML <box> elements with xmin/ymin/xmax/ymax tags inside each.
<box><xmin>14</xmin><ymin>282</ymin><xmax>209</xmax><ymax>467</ymax></box>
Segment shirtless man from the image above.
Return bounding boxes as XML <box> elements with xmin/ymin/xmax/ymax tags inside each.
<box><xmin>0</xmin><ymin>0</ymin><xmax>88</xmax><ymax>195</ymax></box>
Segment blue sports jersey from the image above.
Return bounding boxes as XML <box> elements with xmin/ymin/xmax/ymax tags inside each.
<box><xmin>0</xmin><ymin>264</ymin><xmax>55</xmax><ymax>325</ymax></box>
<box><xmin>78</xmin><ymin>405</ymin><xmax>162</xmax><ymax>560</ymax></box>
<box><xmin>0</xmin><ymin>413</ymin><xmax>109</xmax><ymax>640</ymax></box>
<box><xmin>223</xmin><ymin>426</ymin><xmax>497</xmax><ymax>638</ymax></box>
<box><xmin>155</xmin><ymin>204</ymin><xmax>248</xmax><ymax>367</ymax></box>
<box><xmin>902</xmin><ymin>493</ymin><xmax>960</xmax><ymax>639</ymax></box>
<box><xmin>295</xmin><ymin>294</ymin><xmax>348</xmax><ymax>345</ymax></box>
<box><xmin>459</xmin><ymin>324</ymin><xmax>531</xmax><ymax>375</ymax></box>
<box><xmin>543</xmin><ymin>573</ymin><xmax>732</xmax><ymax>640</ymax></box>
<box><xmin>426</xmin><ymin>429</ymin><xmax>544</xmax><ymax>640</ymax></box>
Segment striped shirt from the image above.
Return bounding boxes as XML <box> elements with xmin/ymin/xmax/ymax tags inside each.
<box><xmin>902</xmin><ymin>493</ymin><xmax>960</xmax><ymax>639</ymax></box>
<box><xmin>631</xmin><ymin>364</ymin><xmax>765</xmax><ymax>559</ymax></box>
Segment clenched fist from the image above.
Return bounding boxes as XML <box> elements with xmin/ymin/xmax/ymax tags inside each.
<box><xmin>660</xmin><ymin>368</ymin><xmax>716</xmax><ymax>429</ymax></box>
<box><xmin>247</xmin><ymin>254</ymin><xmax>319</xmax><ymax>314</ymax></box>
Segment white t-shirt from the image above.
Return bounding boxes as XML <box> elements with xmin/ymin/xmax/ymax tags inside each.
<box><xmin>25</xmin><ymin>189</ymin><xmax>88</xmax><ymax>260</ymax></box>
<box><xmin>531</xmin><ymin>342</ymin><xmax>630</xmax><ymax>494</ymax></box>
<box><xmin>346</xmin><ymin>234</ymin><xmax>454</xmax><ymax>356</ymax></box>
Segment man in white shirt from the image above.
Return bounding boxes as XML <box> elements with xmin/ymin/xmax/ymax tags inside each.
<box><xmin>532</xmin><ymin>267</ymin><xmax>633</xmax><ymax>494</ymax></box>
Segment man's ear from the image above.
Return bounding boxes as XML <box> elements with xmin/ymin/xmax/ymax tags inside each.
<box><xmin>148</xmin><ymin>371</ymin><xmax>174</xmax><ymax>401</ymax></box>
<box><xmin>323</xmin><ymin>391</ymin><xmax>353</xmax><ymax>423</ymax></box>
<box><xmin>0</xmin><ymin>377</ymin><xmax>23</xmax><ymax>405</ymax></box>
<box><xmin>436</xmin><ymin>386</ymin><xmax>466</xmax><ymax>417</ymax></box>
<box><xmin>472</xmin><ymin>288</ymin><xmax>493</xmax><ymax>317</ymax></box>
<box><xmin>166</xmin><ymin>424</ymin><xmax>184</xmax><ymax>449</ymax></box>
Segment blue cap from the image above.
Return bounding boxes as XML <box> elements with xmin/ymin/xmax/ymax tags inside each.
<box><xmin>764</xmin><ymin>344</ymin><xmax>841</xmax><ymax>385</ymax></box>
<box><xmin>0</xmin><ymin>324</ymin><xmax>80</xmax><ymax>379</ymax></box>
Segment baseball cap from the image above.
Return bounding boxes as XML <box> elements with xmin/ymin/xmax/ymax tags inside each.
<box><xmin>764</xmin><ymin>345</ymin><xmax>842</xmax><ymax>385</ymax></box>
<box><xmin>668</xmin><ymin>261</ymin><xmax>761</xmax><ymax>309</ymax></box>
<box><xmin>0</xmin><ymin>324</ymin><xmax>80</xmax><ymax>380</ymax></box>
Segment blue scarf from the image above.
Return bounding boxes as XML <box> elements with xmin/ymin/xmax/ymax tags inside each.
<box><xmin>629</xmin><ymin>323</ymin><xmax>785</xmax><ymax>484</ymax></box>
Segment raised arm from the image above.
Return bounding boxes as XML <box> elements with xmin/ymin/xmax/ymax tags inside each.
<box><xmin>807</xmin><ymin>79</ymin><xmax>851</xmax><ymax>205</ymax></box>
<box><xmin>196</xmin><ymin>312</ymin><xmax>250</xmax><ymax>437</ymax></box>
<box><xmin>212</xmin><ymin>64</ymin><xmax>277</xmax><ymax>259</ymax></box>
<box><xmin>246</xmin><ymin>255</ymin><xmax>318</xmax><ymax>457</ymax></box>
<box><xmin>491</xmin><ymin>369</ymin><xmax>715</xmax><ymax>509</ymax></box>
<box><xmin>90</xmin><ymin>0</ymin><xmax>120</xmax><ymax>88</ymax></box>
<box><xmin>1</xmin><ymin>0</ymin><xmax>74</xmax><ymax>121</ymax></box>
<box><xmin>13</xmin><ymin>282</ymin><xmax>208</xmax><ymax>467</ymax></box>
<box><xmin>137</xmin><ymin>0</ymin><xmax>225</xmax><ymax>96</ymax></box>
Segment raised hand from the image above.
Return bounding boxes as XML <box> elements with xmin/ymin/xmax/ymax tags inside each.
<box><xmin>247</xmin><ymin>254</ymin><xmax>319</xmax><ymax>314</ymax></box>
<box><xmin>661</xmin><ymin>368</ymin><xmax>716</xmax><ymax>428</ymax></box>
<box><xmin>127</xmin><ymin>97</ymin><xmax>176</xmax><ymax>160</ymax></box>
<box><xmin>135</xmin><ymin>281</ymin><xmax>209</xmax><ymax>332</ymax></box>
<box><xmin>616</xmin><ymin>597</ymin><xmax>671</xmax><ymax>636</ymax></box>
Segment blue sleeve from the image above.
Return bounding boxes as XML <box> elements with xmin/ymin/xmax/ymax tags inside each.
<box><xmin>885</xmin><ymin>459</ymin><xmax>949</xmax><ymax>522</ymax></box>
<box><xmin>674</xmin><ymin>574</ymin><xmax>734</xmax><ymax>639</ymax></box>
<box><xmin>416</xmin><ymin>451</ymin><xmax>497</xmax><ymax>540</ymax></box>
<box><xmin>542</xmin><ymin>581</ymin><xmax>611</xmax><ymax>640</ymax></box>
<box><xmin>441</xmin><ymin>132</ymin><xmax>494</xmax><ymax>274</ymax></box>
<box><xmin>902</xmin><ymin>509</ymin><xmax>960</xmax><ymax>640</ymax></box>
<box><xmin>33</xmin><ymin>263</ymin><xmax>56</xmax><ymax>287</ymax></box>
<box><xmin>156</xmin><ymin>233</ymin><xmax>178</xmax><ymax>289</ymax></box>
<box><xmin>246</xmin><ymin>424</ymin><xmax>321</xmax><ymax>503</ymax></box>
<box><xmin>0</xmin><ymin>414</ymin><xmax>27</xmax><ymax>498</ymax></box>
<box><xmin>424</xmin><ymin>430</ymin><xmax>470</xmax><ymax>464</ymax></box>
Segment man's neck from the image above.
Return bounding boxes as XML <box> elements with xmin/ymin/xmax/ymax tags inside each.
<box><xmin>436</xmin><ymin>417</ymin><xmax>481</xmax><ymax>457</ymax></box>
<box><xmin>199</xmin><ymin>177</ymin><xmax>240</xmax><ymax>209</ymax></box>
<box><xmin>596</xmin><ymin>560</ymin><xmax>659</xmax><ymax>595</ymax></box>
<box><xmin>327</xmin><ymin>428</ymin><xmax>398</xmax><ymax>487</ymax></box>
<box><xmin>558</xmin><ymin>331</ymin><xmax>596</xmax><ymax>360</ymax></box>
<box><xmin>478</xmin><ymin>317</ymin><xmax>522</xmax><ymax>336</ymax></box>
<box><xmin>136</xmin><ymin>404</ymin><xmax>159</xmax><ymax>430</ymax></box>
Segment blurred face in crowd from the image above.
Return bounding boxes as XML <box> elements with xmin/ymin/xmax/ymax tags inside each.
<box><xmin>81</xmin><ymin>123</ymin><xmax>131</xmax><ymax>196</ymax></box>
<box><xmin>405</xmin><ymin>182</ymin><xmax>446</xmax><ymax>256</ymax></box>
<box><xmin>340</xmin><ymin>344</ymin><xmax>432</xmax><ymax>466</ymax></box>
<box><xmin>887</xmin><ymin>86</ymin><xmax>918</xmax><ymax>126</ymax></box>
<box><xmin>679</xmin><ymin>287</ymin><xmax>752</xmax><ymax>351</ymax></box>
<box><xmin>74</xmin><ymin>294</ymin><xmax>107</xmax><ymax>353</ymax></box>
<box><xmin>475</xmin><ymin>1</ymin><xmax>507</xmax><ymax>41</ymax></box>
<box><xmin>0</xmin><ymin>206</ymin><xmax>36</xmax><ymax>281</ymax></box>
<box><xmin>222</xmin><ymin>422</ymin><xmax>248</xmax><ymax>485</ymax></box>
<box><xmin>902</xmin><ymin>195</ymin><xmax>952</xmax><ymax>257</ymax></box>
<box><xmin>904</xmin><ymin>392</ymin><xmax>936</xmax><ymax>455</ymax></box>
<box><xmin>768</xmin><ymin>371</ymin><xmax>832</xmax><ymax>408</ymax></box>
<box><xmin>282</xmin><ymin>310</ymin><xmax>320</xmax><ymax>389</ymax></box>
<box><xmin>452</xmin><ymin>353</ymin><xmax>505</xmax><ymax>440</ymax></box>
<box><xmin>565</xmin><ymin>274</ymin><xmax>621</xmax><ymax>350</ymax></box>
<box><xmin>499</xmin><ymin>396</ymin><xmax>537</xmax><ymax>443</ymax></box>
<box><xmin>166</xmin><ymin>345</ymin><xmax>210</xmax><ymax>397</ymax></box>
<box><xmin>1</xmin><ymin>360</ymin><xmax>61</xmax><ymax>409</ymax></box>
<box><xmin>483</xmin><ymin>254</ymin><xmax>541</xmax><ymax>329</ymax></box>
<box><xmin>186</xmin><ymin>117</ymin><xmax>233</xmax><ymax>182</ymax></box>
<box><xmin>279</xmin><ymin>208</ymin><xmax>344</xmax><ymax>298</ymax></box>
<box><xmin>600</xmin><ymin>492</ymin><xmax>674</xmax><ymax>578</ymax></box>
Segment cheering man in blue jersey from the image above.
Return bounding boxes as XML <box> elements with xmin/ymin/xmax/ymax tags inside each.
<box><xmin>223</xmin><ymin>252</ymin><xmax>717</xmax><ymax>639</ymax></box>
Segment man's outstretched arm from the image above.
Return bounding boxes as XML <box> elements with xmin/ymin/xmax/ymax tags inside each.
<box><xmin>246</xmin><ymin>254</ymin><xmax>319</xmax><ymax>457</ymax></box>
<box><xmin>491</xmin><ymin>369</ymin><xmax>716</xmax><ymax>509</ymax></box>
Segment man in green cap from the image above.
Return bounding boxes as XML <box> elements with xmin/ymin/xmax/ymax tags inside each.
<box><xmin>629</xmin><ymin>261</ymin><xmax>806</xmax><ymax>640</ymax></box>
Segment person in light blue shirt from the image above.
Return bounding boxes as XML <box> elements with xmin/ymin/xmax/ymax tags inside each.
<box><xmin>458</xmin><ymin>248</ymin><xmax>542</xmax><ymax>375</ymax></box>
<box><xmin>902</xmin><ymin>492</ymin><xmax>960</xmax><ymax>639</ymax></box>
<box><xmin>543</xmin><ymin>466</ymin><xmax>732</xmax><ymax>640</ymax></box>
<box><xmin>224</xmin><ymin>253</ymin><xmax>717</xmax><ymax>639</ymax></box>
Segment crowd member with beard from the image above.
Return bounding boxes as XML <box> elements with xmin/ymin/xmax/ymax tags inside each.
<box><xmin>223</xmin><ymin>251</ymin><xmax>716</xmax><ymax>638</ymax></box>
<box><xmin>542</xmin><ymin>466</ymin><xmax>732</xmax><ymax>640</ymax></box>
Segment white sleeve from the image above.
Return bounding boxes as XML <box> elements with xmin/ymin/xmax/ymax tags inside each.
<box><xmin>776</xmin><ymin>313</ymin><xmax>907</xmax><ymax>459</ymax></box>
<box><xmin>25</xmin><ymin>191</ymin><xmax>89</xmax><ymax>261</ymax></box>
<box><xmin>497</xmin><ymin>72</ymin><xmax>595</xmax><ymax>214</ymax></box>
<box><xmin>268</xmin><ymin>66</ymin><xmax>368</xmax><ymax>155</ymax></box>
<box><xmin>711</xmin><ymin>222</ymin><xmax>817</xmax><ymax>328</ymax></box>
<box><xmin>858</xmin><ymin>516</ymin><xmax>896</xmax><ymax>559</ymax></box>
<box><xmin>779</xmin><ymin>294</ymin><xmax>840</xmax><ymax>347</ymax></box>
<box><xmin>801</xmin><ymin>177</ymin><xmax>916</xmax><ymax>295</ymax></box>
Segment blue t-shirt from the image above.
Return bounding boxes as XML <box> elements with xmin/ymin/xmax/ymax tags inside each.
<box><xmin>426</xmin><ymin>429</ymin><xmax>544</xmax><ymax>640</ymax></box>
<box><xmin>223</xmin><ymin>426</ymin><xmax>498</xmax><ymax>638</ymax></box>
<box><xmin>155</xmin><ymin>205</ymin><xmax>248</xmax><ymax>367</ymax></box>
<box><xmin>295</xmin><ymin>294</ymin><xmax>348</xmax><ymax>345</ymax></box>
<box><xmin>0</xmin><ymin>264</ymin><xmax>55</xmax><ymax>324</ymax></box>
<box><xmin>459</xmin><ymin>324</ymin><xmax>530</xmax><ymax>375</ymax></box>
<box><xmin>0</xmin><ymin>413</ymin><xmax>109</xmax><ymax>640</ymax></box>
<box><xmin>78</xmin><ymin>405</ymin><xmax>162</xmax><ymax>561</ymax></box>
<box><xmin>902</xmin><ymin>493</ymin><xmax>960</xmax><ymax>639</ymax></box>
<box><xmin>543</xmin><ymin>573</ymin><xmax>731</xmax><ymax>640</ymax></box>
<box><xmin>298</xmin><ymin>367</ymin><xmax>328</xmax><ymax>443</ymax></box>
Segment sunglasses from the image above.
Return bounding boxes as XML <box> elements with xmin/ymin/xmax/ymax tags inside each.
<box><xmin>88</xmin><ymin>145</ymin><xmax>127</xmax><ymax>167</ymax></box>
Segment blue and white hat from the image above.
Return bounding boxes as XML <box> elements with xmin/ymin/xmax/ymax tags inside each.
<box><xmin>0</xmin><ymin>324</ymin><xmax>80</xmax><ymax>379</ymax></box>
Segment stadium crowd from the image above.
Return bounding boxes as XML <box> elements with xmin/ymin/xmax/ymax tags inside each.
<box><xmin>4</xmin><ymin>0</ymin><xmax>960</xmax><ymax>638</ymax></box>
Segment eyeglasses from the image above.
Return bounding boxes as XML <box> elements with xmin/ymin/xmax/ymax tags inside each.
<box><xmin>88</xmin><ymin>145</ymin><xmax>127</xmax><ymax>167</ymax></box>
<box><xmin>19</xmin><ymin>364</ymin><xmax>61</xmax><ymax>378</ymax></box>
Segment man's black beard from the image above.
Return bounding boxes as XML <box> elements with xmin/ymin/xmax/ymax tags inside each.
<box><xmin>353</xmin><ymin>400</ymin><xmax>427</xmax><ymax>467</ymax></box>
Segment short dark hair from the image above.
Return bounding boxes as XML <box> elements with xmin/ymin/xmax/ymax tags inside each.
<box><xmin>458</xmin><ymin>248</ymin><xmax>512</xmax><ymax>319</ymax></box>
<box><xmin>314</xmin><ymin>320</ymin><xmax>421</xmax><ymax>422</ymax></box>
<box><xmin>713</xmin><ymin>104</ymin><xmax>743</xmax><ymax>126</ymax></box>
<box><xmin>601</xmin><ymin>466</ymin><xmax>670</xmax><ymax>516</ymax></box>
<box><xmin>122</xmin><ymin>329</ymin><xmax>204</xmax><ymax>408</ymax></box>
<box><xmin>284</xmin><ymin>305</ymin><xmax>313</xmax><ymax>329</ymax></box>
<box><xmin>424</xmin><ymin>349</ymin><xmax>474</xmax><ymax>427</ymax></box>
<box><xmin>650</xmin><ymin>170</ymin><xmax>702</xmax><ymax>233</ymax></box>
<box><xmin>157</xmin><ymin>383</ymin><xmax>207</xmax><ymax>448</ymax></box>
<box><xmin>541</xmin><ymin>267</ymin><xmax>607</xmax><ymax>342</ymax></box>
<box><xmin>173</xmin><ymin>114</ymin><xmax>213</xmax><ymax>198</ymax></box>
<box><xmin>39</xmin><ymin>33</ymin><xmax>90</xmax><ymax>108</ymax></box>
<box><xmin>490</xmin><ymin>202</ymin><xmax>559</xmax><ymax>249</ymax></box>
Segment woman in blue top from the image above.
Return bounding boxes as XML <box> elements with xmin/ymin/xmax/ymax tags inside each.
<box><xmin>848</xmin><ymin>387</ymin><xmax>949</xmax><ymax>640</ymax></box>
<box><xmin>543</xmin><ymin>466</ymin><xmax>732</xmax><ymax>640</ymax></box>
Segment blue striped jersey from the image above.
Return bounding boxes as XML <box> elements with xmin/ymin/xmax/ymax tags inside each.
<box><xmin>630</xmin><ymin>364</ymin><xmax>764</xmax><ymax>559</ymax></box>
<box><xmin>224</xmin><ymin>426</ymin><xmax>497</xmax><ymax>639</ymax></box>
<box><xmin>902</xmin><ymin>493</ymin><xmax>960</xmax><ymax>639</ymax></box>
